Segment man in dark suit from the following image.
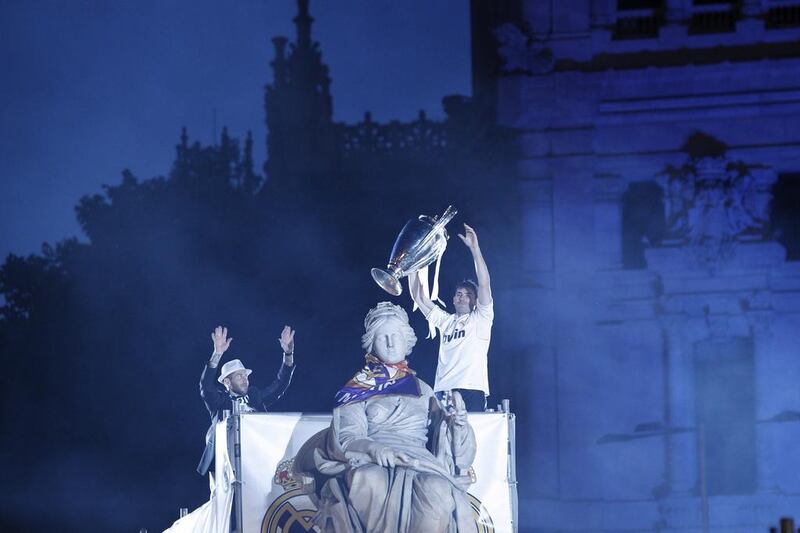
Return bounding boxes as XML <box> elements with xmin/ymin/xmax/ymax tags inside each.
<box><xmin>197</xmin><ymin>325</ymin><xmax>296</xmax><ymax>476</ymax></box>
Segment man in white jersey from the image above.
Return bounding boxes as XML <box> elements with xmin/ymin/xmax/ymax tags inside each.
<box><xmin>409</xmin><ymin>223</ymin><xmax>493</xmax><ymax>412</ymax></box>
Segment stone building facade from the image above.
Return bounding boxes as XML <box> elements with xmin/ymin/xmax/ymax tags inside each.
<box><xmin>263</xmin><ymin>1</ymin><xmax>800</xmax><ymax>530</ymax></box>
<box><xmin>496</xmin><ymin>1</ymin><xmax>800</xmax><ymax>530</ymax></box>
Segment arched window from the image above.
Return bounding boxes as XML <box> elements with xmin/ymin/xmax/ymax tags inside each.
<box><xmin>622</xmin><ymin>181</ymin><xmax>665</xmax><ymax>269</ymax></box>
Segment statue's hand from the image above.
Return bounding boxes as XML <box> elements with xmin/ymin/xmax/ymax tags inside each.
<box><xmin>448</xmin><ymin>390</ymin><xmax>469</xmax><ymax>427</ymax></box>
<box><xmin>367</xmin><ymin>443</ymin><xmax>412</xmax><ymax>468</ymax></box>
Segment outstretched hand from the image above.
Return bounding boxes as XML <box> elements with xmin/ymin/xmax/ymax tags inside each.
<box><xmin>279</xmin><ymin>325</ymin><xmax>295</xmax><ymax>354</ymax></box>
<box><xmin>458</xmin><ymin>223</ymin><xmax>479</xmax><ymax>251</ymax></box>
<box><xmin>209</xmin><ymin>326</ymin><xmax>232</xmax><ymax>367</ymax></box>
<box><xmin>211</xmin><ymin>326</ymin><xmax>233</xmax><ymax>355</ymax></box>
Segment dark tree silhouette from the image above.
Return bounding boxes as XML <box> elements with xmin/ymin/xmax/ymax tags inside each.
<box><xmin>0</xmin><ymin>13</ymin><xmax>521</xmax><ymax>526</ymax></box>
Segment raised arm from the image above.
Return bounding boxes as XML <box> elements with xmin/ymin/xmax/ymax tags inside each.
<box><xmin>278</xmin><ymin>325</ymin><xmax>295</xmax><ymax>367</ymax></box>
<box><xmin>259</xmin><ymin>326</ymin><xmax>296</xmax><ymax>408</ymax></box>
<box><xmin>459</xmin><ymin>223</ymin><xmax>492</xmax><ymax>305</ymax></box>
<box><xmin>200</xmin><ymin>325</ymin><xmax>233</xmax><ymax>415</ymax></box>
<box><xmin>408</xmin><ymin>271</ymin><xmax>435</xmax><ymax>316</ymax></box>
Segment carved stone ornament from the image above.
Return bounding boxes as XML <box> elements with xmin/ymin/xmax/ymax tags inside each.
<box><xmin>657</xmin><ymin>151</ymin><xmax>776</xmax><ymax>270</ymax></box>
<box><xmin>341</xmin><ymin>111</ymin><xmax>447</xmax><ymax>156</ymax></box>
<box><xmin>494</xmin><ymin>23</ymin><xmax>555</xmax><ymax>75</ymax></box>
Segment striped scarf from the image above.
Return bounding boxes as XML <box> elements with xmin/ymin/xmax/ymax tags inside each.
<box><xmin>334</xmin><ymin>353</ymin><xmax>420</xmax><ymax>406</ymax></box>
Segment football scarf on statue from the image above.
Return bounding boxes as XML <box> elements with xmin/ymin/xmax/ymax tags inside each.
<box><xmin>335</xmin><ymin>353</ymin><xmax>420</xmax><ymax>406</ymax></box>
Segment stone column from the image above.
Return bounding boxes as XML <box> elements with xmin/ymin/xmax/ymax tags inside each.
<box><xmin>748</xmin><ymin>310</ymin><xmax>780</xmax><ymax>493</ymax></box>
<box><xmin>662</xmin><ymin>316</ymin><xmax>699</xmax><ymax>496</ymax></box>
<box><xmin>593</xmin><ymin>174</ymin><xmax>626</xmax><ymax>270</ymax></box>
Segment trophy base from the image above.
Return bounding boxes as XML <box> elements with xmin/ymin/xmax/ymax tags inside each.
<box><xmin>371</xmin><ymin>268</ymin><xmax>402</xmax><ymax>296</ymax></box>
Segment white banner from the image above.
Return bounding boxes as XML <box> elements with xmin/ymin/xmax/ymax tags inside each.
<box><xmin>167</xmin><ymin>412</ymin><xmax>516</xmax><ymax>532</ymax></box>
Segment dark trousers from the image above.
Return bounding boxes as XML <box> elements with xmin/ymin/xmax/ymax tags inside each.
<box><xmin>436</xmin><ymin>389</ymin><xmax>487</xmax><ymax>412</ymax></box>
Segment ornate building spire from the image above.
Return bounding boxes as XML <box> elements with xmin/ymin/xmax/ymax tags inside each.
<box><xmin>270</xmin><ymin>37</ymin><xmax>289</xmax><ymax>88</ymax></box>
<box><xmin>177</xmin><ymin>126</ymin><xmax>189</xmax><ymax>162</ymax></box>
<box><xmin>264</xmin><ymin>0</ymin><xmax>336</xmax><ymax>192</ymax></box>
<box><xmin>294</xmin><ymin>0</ymin><xmax>312</xmax><ymax>49</ymax></box>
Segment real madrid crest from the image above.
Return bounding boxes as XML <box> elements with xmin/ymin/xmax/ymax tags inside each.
<box><xmin>261</xmin><ymin>458</ymin><xmax>319</xmax><ymax>533</ymax></box>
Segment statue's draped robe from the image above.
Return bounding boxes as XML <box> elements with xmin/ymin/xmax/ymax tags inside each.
<box><xmin>301</xmin><ymin>379</ymin><xmax>478</xmax><ymax>533</ymax></box>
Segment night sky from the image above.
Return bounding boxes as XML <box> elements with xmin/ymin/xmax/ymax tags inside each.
<box><xmin>0</xmin><ymin>0</ymin><xmax>470</xmax><ymax>262</ymax></box>
<box><xmin>1</xmin><ymin>1</ymin><xmax>472</xmax><ymax>531</ymax></box>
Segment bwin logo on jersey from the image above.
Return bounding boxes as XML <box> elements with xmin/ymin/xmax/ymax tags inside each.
<box><xmin>444</xmin><ymin>329</ymin><xmax>465</xmax><ymax>343</ymax></box>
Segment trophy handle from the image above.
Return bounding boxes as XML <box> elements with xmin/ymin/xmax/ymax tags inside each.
<box><xmin>371</xmin><ymin>267</ymin><xmax>402</xmax><ymax>296</ymax></box>
<box><xmin>413</xmin><ymin>205</ymin><xmax>458</xmax><ymax>254</ymax></box>
<box><xmin>420</xmin><ymin>205</ymin><xmax>458</xmax><ymax>233</ymax></box>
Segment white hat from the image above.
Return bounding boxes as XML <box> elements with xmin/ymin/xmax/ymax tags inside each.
<box><xmin>218</xmin><ymin>359</ymin><xmax>253</xmax><ymax>384</ymax></box>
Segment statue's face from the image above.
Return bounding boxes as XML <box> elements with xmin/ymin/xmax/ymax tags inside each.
<box><xmin>371</xmin><ymin>318</ymin><xmax>409</xmax><ymax>364</ymax></box>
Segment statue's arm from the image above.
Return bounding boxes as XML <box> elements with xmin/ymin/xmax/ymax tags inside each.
<box><xmin>450</xmin><ymin>420</ymin><xmax>477</xmax><ymax>472</ymax></box>
<box><xmin>334</xmin><ymin>402</ymin><xmax>372</xmax><ymax>452</ymax></box>
<box><xmin>429</xmin><ymin>390</ymin><xmax>477</xmax><ymax>472</ymax></box>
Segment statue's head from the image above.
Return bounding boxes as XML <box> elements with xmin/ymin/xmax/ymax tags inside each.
<box><xmin>361</xmin><ymin>302</ymin><xmax>417</xmax><ymax>364</ymax></box>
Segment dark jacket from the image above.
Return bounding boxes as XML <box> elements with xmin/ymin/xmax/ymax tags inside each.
<box><xmin>197</xmin><ymin>360</ymin><xmax>295</xmax><ymax>475</ymax></box>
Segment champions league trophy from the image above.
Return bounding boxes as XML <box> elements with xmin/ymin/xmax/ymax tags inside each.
<box><xmin>371</xmin><ymin>205</ymin><xmax>457</xmax><ymax>296</ymax></box>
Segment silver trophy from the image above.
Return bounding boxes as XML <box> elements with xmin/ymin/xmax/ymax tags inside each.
<box><xmin>371</xmin><ymin>205</ymin><xmax>458</xmax><ymax>296</ymax></box>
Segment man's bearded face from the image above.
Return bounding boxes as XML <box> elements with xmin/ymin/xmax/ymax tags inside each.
<box><xmin>225</xmin><ymin>370</ymin><xmax>250</xmax><ymax>396</ymax></box>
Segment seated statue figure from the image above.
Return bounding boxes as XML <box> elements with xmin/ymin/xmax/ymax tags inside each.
<box><xmin>300</xmin><ymin>301</ymin><xmax>478</xmax><ymax>532</ymax></box>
